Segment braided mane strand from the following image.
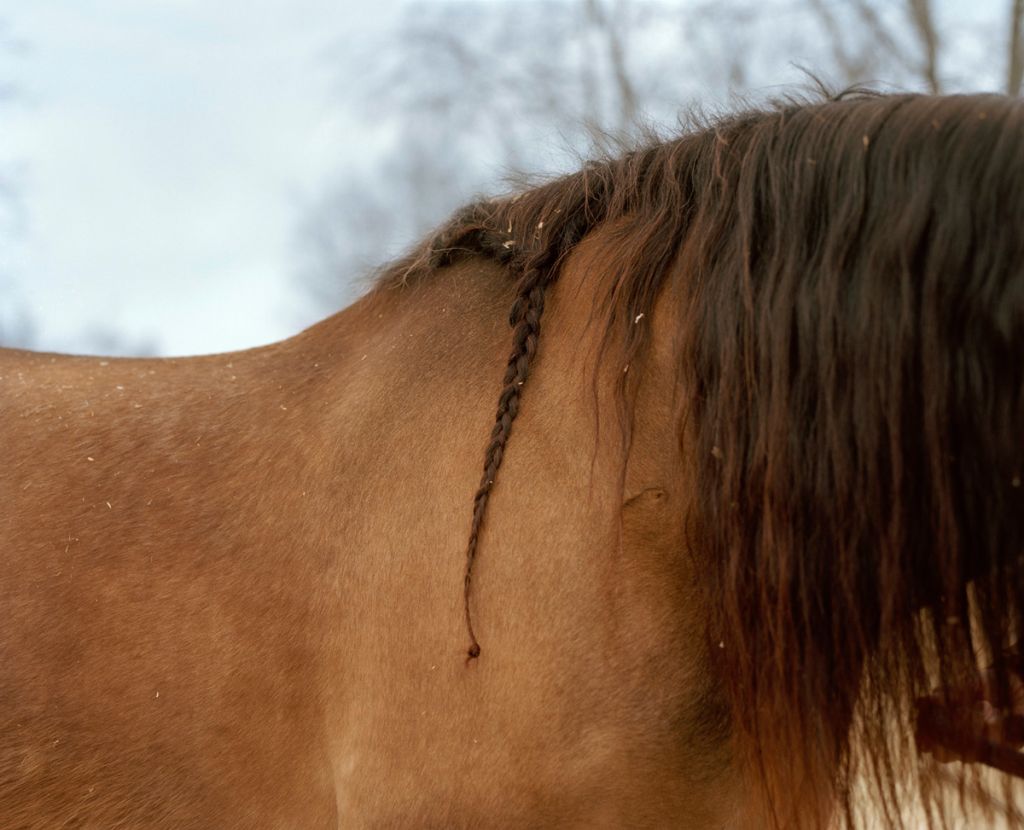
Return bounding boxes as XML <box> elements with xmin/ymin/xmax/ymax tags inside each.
<box><xmin>374</xmin><ymin>89</ymin><xmax>1024</xmax><ymax>829</ymax></box>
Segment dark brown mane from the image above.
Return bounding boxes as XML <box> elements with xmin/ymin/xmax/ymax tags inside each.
<box><xmin>377</xmin><ymin>90</ymin><xmax>1024</xmax><ymax>826</ymax></box>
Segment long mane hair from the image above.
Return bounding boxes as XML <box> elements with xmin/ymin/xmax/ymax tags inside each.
<box><xmin>382</xmin><ymin>90</ymin><xmax>1024</xmax><ymax>826</ymax></box>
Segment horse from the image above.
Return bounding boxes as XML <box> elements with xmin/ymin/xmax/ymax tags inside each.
<box><xmin>2</xmin><ymin>89</ymin><xmax>1022</xmax><ymax>829</ymax></box>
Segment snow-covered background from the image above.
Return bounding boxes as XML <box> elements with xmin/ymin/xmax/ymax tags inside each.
<box><xmin>0</xmin><ymin>0</ymin><xmax>1013</xmax><ymax>355</ymax></box>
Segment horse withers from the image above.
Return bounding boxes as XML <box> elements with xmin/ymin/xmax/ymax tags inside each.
<box><xmin>2</xmin><ymin>91</ymin><xmax>1023</xmax><ymax>828</ymax></box>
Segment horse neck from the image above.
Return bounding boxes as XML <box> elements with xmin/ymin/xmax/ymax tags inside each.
<box><xmin>286</xmin><ymin>244</ymin><xmax>754</xmax><ymax>823</ymax></box>
<box><xmin>297</xmin><ymin>247</ymin><xmax>686</xmax><ymax>666</ymax></box>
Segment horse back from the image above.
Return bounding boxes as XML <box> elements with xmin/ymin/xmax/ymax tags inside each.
<box><xmin>0</xmin><ymin>345</ymin><xmax>339</xmax><ymax>828</ymax></box>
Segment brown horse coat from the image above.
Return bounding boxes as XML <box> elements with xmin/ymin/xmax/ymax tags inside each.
<box><xmin>1</xmin><ymin>249</ymin><xmax>753</xmax><ymax>827</ymax></box>
<box><xmin>3</xmin><ymin>91</ymin><xmax>1023</xmax><ymax>828</ymax></box>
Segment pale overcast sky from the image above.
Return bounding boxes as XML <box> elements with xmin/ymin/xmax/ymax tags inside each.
<box><xmin>0</xmin><ymin>0</ymin><xmax>1005</xmax><ymax>356</ymax></box>
<box><xmin>2</xmin><ymin>0</ymin><xmax>400</xmax><ymax>355</ymax></box>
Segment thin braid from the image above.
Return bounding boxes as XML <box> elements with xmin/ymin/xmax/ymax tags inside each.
<box><xmin>463</xmin><ymin>257</ymin><xmax>556</xmax><ymax>660</ymax></box>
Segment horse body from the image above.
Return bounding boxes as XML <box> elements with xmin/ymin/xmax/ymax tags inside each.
<box><xmin>1</xmin><ymin>340</ymin><xmax>340</xmax><ymax>825</ymax></box>
<box><xmin>0</xmin><ymin>250</ymin><xmax>753</xmax><ymax>827</ymax></box>
<box><xmin>4</xmin><ymin>91</ymin><xmax>1023</xmax><ymax>828</ymax></box>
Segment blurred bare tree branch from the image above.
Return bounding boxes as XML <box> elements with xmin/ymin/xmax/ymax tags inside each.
<box><xmin>298</xmin><ymin>0</ymin><xmax>1018</xmax><ymax>312</ymax></box>
<box><xmin>583</xmin><ymin>0</ymin><xmax>640</xmax><ymax>138</ymax></box>
<box><xmin>1010</xmin><ymin>0</ymin><xmax>1024</xmax><ymax>95</ymax></box>
<box><xmin>907</xmin><ymin>0</ymin><xmax>941</xmax><ymax>93</ymax></box>
<box><xmin>806</xmin><ymin>0</ymin><xmax>1024</xmax><ymax>95</ymax></box>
